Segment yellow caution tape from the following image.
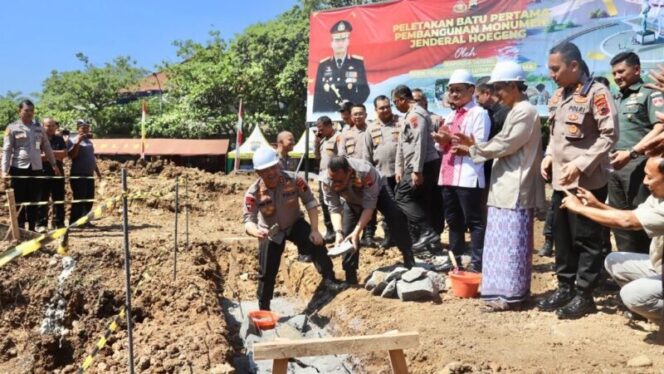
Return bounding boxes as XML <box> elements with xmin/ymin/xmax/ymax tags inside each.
<box><xmin>77</xmin><ymin>271</ymin><xmax>149</xmax><ymax>373</ymax></box>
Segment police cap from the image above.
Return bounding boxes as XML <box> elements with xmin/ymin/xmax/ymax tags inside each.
<box><xmin>330</xmin><ymin>20</ymin><xmax>352</xmax><ymax>39</ymax></box>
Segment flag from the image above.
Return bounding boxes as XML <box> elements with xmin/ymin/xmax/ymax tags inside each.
<box><xmin>141</xmin><ymin>101</ymin><xmax>147</xmax><ymax>160</ymax></box>
<box><xmin>234</xmin><ymin>99</ymin><xmax>243</xmax><ymax>171</ymax></box>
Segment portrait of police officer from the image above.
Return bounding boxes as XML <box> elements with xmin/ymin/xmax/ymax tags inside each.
<box><xmin>243</xmin><ymin>146</ymin><xmax>343</xmax><ymax>311</ymax></box>
<box><xmin>313</xmin><ymin>20</ymin><xmax>369</xmax><ymax>113</ymax></box>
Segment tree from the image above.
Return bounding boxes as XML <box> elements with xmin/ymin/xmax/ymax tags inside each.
<box><xmin>152</xmin><ymin>6</ymin><xmax>311</xmax><ymax>140</ymax></box>
<box><xmin>0</xmin><ymin>92</ymin><xmax>22</xmax><ymax>128</ymax></box>
<box><xmin>38</xmin><ymin>54</ymin><xmax>147</xmax><ymax>136</ymax></box>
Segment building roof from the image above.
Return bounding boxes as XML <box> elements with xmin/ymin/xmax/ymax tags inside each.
<box><xmin>94</xmin><ymin>138</ymin><xmax>229</xmax><ymax>156</ymax></box>
<box><xmin>119</xmin><ymin>71</ymin><xmax>168</xmax><ymax>95</ymax></box>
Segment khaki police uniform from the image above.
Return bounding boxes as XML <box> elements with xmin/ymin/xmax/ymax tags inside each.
<box><xmin>315</xmin><ymin>131</ymin><xmax>341</xmax><ymax>235</ymax></box>
<box><xmin>243</xmin><ymin>171</ymin><xmax>334</xmax><ymax>310</ymax></box>
<box><xmin>338</xmin><ymin>125</ymin><xmax>366</xmax><ymax>159</ymax></box>
<box><xmin>2</xmin><ymin>121</ymin><xmax>57</xmax><ymax>230</ymax></box>
<box><xmin>545</xmin><ymin>76</ymin><xmax>618</xmax><ymax>293</ymax></box>
<box><xmin>394</xmin><ymin>104</ymin><xmax>444</xmax><ymax>240</ymax></box>
<box><xmin>320</xmin><ymin>158</ymin><xmax>414</xmax><ymax>282</ymax></box>
<box><xmin>362</xmin><ymin>115</ymin><xmax>401</xmax><ymax>178</ymax></box>
<box><xmin>609</xmin><ymin>80</ymin><xmax>664</xmax><ymax>253</ymax></box>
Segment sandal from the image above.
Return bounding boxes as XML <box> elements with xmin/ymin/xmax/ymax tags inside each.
<box><xmin>481</xmin><ymin>300</ymin><xmax>522</xmax><ymax>313</ymax></box>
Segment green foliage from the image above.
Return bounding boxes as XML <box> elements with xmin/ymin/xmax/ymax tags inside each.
<box><xmin>38</xmin><ymin>54</ymin><xmax>147</xmax><ymax>136</ymax></box>
<box><xmin>0</xmin><ymin>91</ymin><xmax>22</xmax><ymax>128</ymax></box>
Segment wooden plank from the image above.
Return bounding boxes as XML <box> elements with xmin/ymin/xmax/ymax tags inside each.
<box><xmin>389</xmin><ymin>349</ymin><xmax>409</xmax><ymax>374</ymax></box>
<box><xmin>6</xmin><ymin>189</ymin><xmax>20</xmax><ymax>241</ymax></box>
<box><xmin>272</xmin><ymin>358</ymin><xmax>288</xmax><ymax>374</ymax></box>
<box><xmin>253</xmin><ymin>331</ymin><xmax>419</xmax><ymax>360</ymax></box>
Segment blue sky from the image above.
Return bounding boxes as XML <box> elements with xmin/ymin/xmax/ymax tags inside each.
<box><xmin>0</xmin><ymin>0</ymin><xmax>299</xmax><ymax>97</ymax></box>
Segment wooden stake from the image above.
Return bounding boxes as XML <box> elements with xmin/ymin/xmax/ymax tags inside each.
<box><xmin>389</xmin><ymin>349</ymin><xmax>409</xmax><ymax>374</ymax></box>
<box><xmin>272</xmin><ymin>358</ymin><xmax>288</xmax><ymax>374</ymax></box>
<box><xmin>6</xmin><ymin>189</ymin><xmax>20</xmax><ymax>241</ymax></box>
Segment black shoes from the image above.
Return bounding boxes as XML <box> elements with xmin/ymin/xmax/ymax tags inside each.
<box><xmin>323</xmin><ymin>230</ymin><xmax>336</xmax><ymax>244</ymax></box>
<box><xmin>556</xmin><ymin>294</ymin><xmax>597</xmax><ymax>319</ymax></box>
<box><xmin>537</xmin><ymin>286</ymin><xmax>576</xmax><ymax>311</ymax></box>
<box><xmin>323</xmin><ymin>278</ymin><xmax>347</xmax><ymax>292</ymax></box>
<box><xmin>360</xmin><ymin>234</ymin><xmax>377</xmax><ymax>248</ymax></box>
<box><xmin>297</xmin><ymin>254</ymin><xmax>313</xmax><ymax>263</ymax></box>
<box><xmin>412</xmin><ymin>229</ymin><xmax>440</xmax><ymax>252</ymax></box>
<box><xmin>538</xmin><ymin>238</ymin><xmax>554</xmax><ymax>257</ymax></box>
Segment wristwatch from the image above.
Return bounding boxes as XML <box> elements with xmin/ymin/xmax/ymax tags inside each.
<box><xmin>629</xmin><ymin>148</ymin><xmax>640</xmax><ymax>159</ymax></box>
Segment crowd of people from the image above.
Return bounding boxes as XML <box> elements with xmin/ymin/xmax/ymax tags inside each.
<box><xmin>243</xmin><ymin>40</ymin><xmax>664</xmax><ymax>327</ymax></box>
<box><xmin>2</xmin><ymin>99</ymin><xmax>101</xmax><ymax>232</ymax></box>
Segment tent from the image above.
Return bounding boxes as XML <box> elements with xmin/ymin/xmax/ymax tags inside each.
<box><xmin>288</xmin><ymin>126</ymin><xmax>317</xmax><ymax>159</ymax></box>
<box><xmin>227</xmin><ymin>125</ymin><xmax>271</xmax><ymax>160</ymax></box>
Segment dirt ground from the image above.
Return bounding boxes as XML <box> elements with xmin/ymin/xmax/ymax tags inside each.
<box><xmin>1</xmin><ymin>160</ymin><xmax>663</xmax><ymax>373</ymax></box>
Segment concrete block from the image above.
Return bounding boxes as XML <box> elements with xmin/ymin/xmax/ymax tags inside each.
<box><xmin>381</xmin><ymin>279</ymin><xmax>398</xmax><ymax>298</ymax></box>
<box><xmin>427</xmin><ymin>271</ymin><xmax>446</xmax><ymax>293</ymax></box>
<box><xmin>396</xmin><ymin>277</ymin><xmax>435</xmax><ymax>301</ymax></box>
<box><xmin>401</xmin><ymin>267</ymin><xmax>427</xmax><ymax>283</ymax></box>
<box><xmin>365</xmin><ymin>270</ymin><xmax>388</xmax><ymax>291</ymax></box>
<box><xmin>385</xmin><ymin>267</ymin><xmax>408</xmax><ymax>282</ymax></box>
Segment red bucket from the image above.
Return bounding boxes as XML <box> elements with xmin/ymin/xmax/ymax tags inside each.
<box><xmin>248</xmin><ymin>310</ymin><xmax>279</xmax><ymax>330</ymax></box>
<box><xmin>448</xmin><ymin>271</ymin><xmax>482</xmax><ymax>298</ymax></box>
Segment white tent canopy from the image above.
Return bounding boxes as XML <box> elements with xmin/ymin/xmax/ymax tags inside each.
<box><xmin>288</xmin><ymin>126</ymin><xmax>317</xmax><ymax>158</ymax></box>
<box><xmin>228</xmin><ymin>125</ymin><xmax>271</xmax><ymax>160</ymax></box>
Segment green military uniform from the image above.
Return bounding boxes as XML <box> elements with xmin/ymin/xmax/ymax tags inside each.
<box><xmin>609</xmin><ymin>80</ymin><xmax>664</xmax><ymax>253</ymax></box>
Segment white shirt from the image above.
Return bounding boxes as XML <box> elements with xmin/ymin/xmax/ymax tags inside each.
<box><xmin>439</xmin><ymin>100</ymin><xmax>491</xmax><ymax>188</ymax></box>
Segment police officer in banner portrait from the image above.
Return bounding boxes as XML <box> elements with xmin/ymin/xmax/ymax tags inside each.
<box><xmin>313</xmin><ymin>20</ymin><xmax>369</xmax><ymax>113</ymax></box>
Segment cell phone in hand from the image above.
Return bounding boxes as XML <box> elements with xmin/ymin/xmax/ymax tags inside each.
<box><xmin>268</xmin><ymin>224</ymin><xmax>280</xmax><ymax>238</ymax></box>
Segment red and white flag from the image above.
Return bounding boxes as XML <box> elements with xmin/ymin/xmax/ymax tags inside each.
<box><xmin>234</xmin><ymin>100</ymin><xmax>243</xmax><ymax>171</ymax></box>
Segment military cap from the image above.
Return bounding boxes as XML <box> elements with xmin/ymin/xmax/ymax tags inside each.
<box><xmin>330</xmin><ymin>20</ymin><xmax>352</xmax><ymax>39</ymax></box>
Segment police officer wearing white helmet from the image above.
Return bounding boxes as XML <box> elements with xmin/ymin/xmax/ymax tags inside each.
<box><xmin>453</xmin><ymin>61</ymin><xmax>545</xmax><ymax>311</ymax></box>
<box><xmin>243</xmin><ymin>146</ymin><xmax>343</xmax><ymax>311</ymax></box>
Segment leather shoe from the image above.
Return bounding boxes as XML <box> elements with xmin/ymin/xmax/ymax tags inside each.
<box><xmin>360</xmin><ymin>235</ymin><xmax>377</xmax><ymax>248</ymax></box>
<box><xmin>538</xmin><ymin>238</ymin><xmax>554</xmax><ymax>257</ymax></box>
<box><xmin>323</xmin><ymin>231</ymin><xmax>335</xmax><ymax>244</ymax></box>
<box><xmin>412</xmin><ymin>229</ymin><xmax>440</xmax><ymax>252</ymax></box>
<box><xmin>297</xmin><ymin>254</ymin><xmax>313</xmax><ymax>263</ymax></box>
<box><xmin>536</xmin><ymin>286</ymin><xmax>575</xmax><ymax>311</ymax></box>
<box><xmin>555</xmin><ymin>294</ymin><xmax>596</xmax><ymax>319</ymax></box>
<box><xmin>323</xmin><ymin>278</ymin><xmax>347</xmax><ymax>292</ymax></box>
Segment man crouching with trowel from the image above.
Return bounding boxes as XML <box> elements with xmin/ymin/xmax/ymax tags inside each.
<box><xmin>243</xmin><ymin>146</ymin><xmax>344</xmax><ymax>311</ymax></box>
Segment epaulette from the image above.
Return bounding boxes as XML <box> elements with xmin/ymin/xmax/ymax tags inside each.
<box><xmin>579</xmin><ymin>73</ymin><xmax>595</xmax><ymax>97</ymax></box>
<box><xmin>351</xmin><ymin>55</ymin><xmax>364</xmax><ymax>60</ymax></box>
<box><xmin>320</xmin><ymin>56</ymin><xmax>331</xmax><ymax>63</ymax></box>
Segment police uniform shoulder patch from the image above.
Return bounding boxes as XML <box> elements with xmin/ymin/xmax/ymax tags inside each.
<box><xmin>245</xmin><ymin>195</ymin><xmax>256</xmax><ymax>211</ymax></box>
<box><xmin>409</xmin><ymin>116</ymin><xmax>418</xmax><ymax>129</ymax></box>
<box><xmin>320</xmin><ymin>56</ymin><xmax>331</xmax><ymax>63</ymax></box>
<box><xmin>296</xmin><ymin>177</ymin><xmax>308</xmax><ymax>192</ymax></box>
<box><xmin>351</xmin><ymin>55</ymin><xmax>364</xmax><ymax>60</ymax></box>
<box><xmin>594</xmin><ymin>93</ymin><xmax>610</xmax><ymax>116</ymax></box>
<box><xmin>363</xmin><ymin>173</ymin><xmax>374</xmax><ymax>187</ymax></box>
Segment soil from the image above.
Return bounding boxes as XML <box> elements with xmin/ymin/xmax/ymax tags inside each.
<box><xmin>1</xmin><ymin>159</ymin><xmax>663</xmax><ymax>373</ymax></box>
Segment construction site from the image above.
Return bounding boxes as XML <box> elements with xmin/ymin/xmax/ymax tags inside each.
<box><xmin>0</xmin><ymin>160</ymin><xmax>662</xmax><ymax>373</ymax></box>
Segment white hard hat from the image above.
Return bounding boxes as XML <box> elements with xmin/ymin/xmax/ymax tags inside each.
<box><xmin>252</xmin><ymin>146</ymin><xmax>279</xmax><ymax>171</ymax></box>
<box><xmin>448</xmin><ymin>69</ymin><xmax>476</xmax><ymax>86</ymax></box>
<box><xmin>488</xmin><ymin>61</ymin><xmax>526</xmax><ymax>84</ymax></box>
